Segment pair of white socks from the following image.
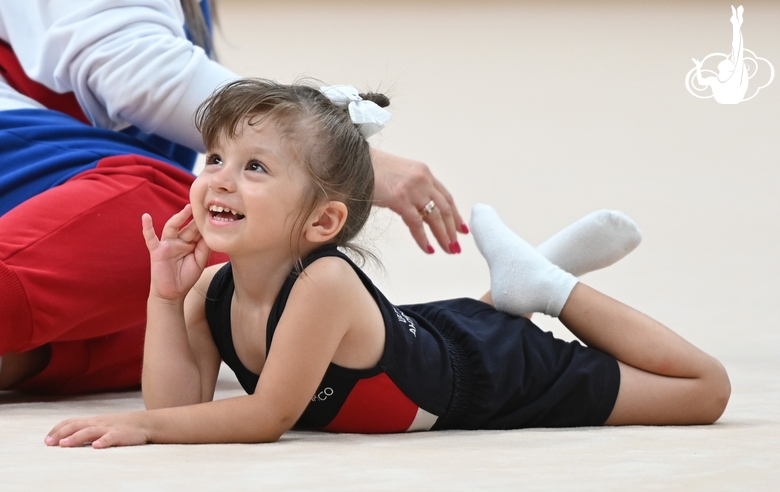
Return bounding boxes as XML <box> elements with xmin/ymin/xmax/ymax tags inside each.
<box><xmin>470</xmin><ymin>204</ymin><xmax>642</xmax><ymax>317</ymax></box>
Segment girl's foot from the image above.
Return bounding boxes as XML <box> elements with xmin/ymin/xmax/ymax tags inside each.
<box><xmin>536</xmin><ymin>209</ymin><xmax>642</xmax><ymax>277</ymax></box>
<box><xmin>470</xmin><ymin>204</ymin><xmax>577</xmax><ymax>317</ymax></box>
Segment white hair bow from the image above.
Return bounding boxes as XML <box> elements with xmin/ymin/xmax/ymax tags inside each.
<box><xmin>319</xmin><ymin>85</ymin><xmax>391</xmax><ymax>139</ymax></box>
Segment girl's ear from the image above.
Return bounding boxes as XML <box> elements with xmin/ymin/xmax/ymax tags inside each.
<box><xmin>304</xmin><ymin>200</ymin><xmax>348</xmax><ymax>243</ymax></box>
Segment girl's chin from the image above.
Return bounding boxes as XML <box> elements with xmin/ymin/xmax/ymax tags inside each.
<box><xmin>202</xmin><ymin>233</ymin><xmax>233</xmax><ymax>246</ymax></box>
<box><xmin>200</xmin><ymin>231</ymin><xmax>239</xmax><ymax>254</ymax></box>
<box><xmin>202</xmin><ymin>238</ymin><xmax>228</xmax><ymax>254</ymax></box>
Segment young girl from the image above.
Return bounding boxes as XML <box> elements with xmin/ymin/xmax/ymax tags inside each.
<box><xmin>45</xmin><ymin>79</ymin><xmax>730</xmax><ymax>448</ymax></box>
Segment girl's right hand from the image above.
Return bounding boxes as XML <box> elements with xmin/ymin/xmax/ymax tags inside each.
<box><xmin>142</xmin><ymin>204</ymin><xmax>211</xmax><ymax>301</ymax></box>
<box><xmin>45</xmin><ymin>413</ymin><xmax>150</xmax><ymax>449</ymax></box>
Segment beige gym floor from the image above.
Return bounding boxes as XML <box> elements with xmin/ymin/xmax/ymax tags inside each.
<box><xmin>2</xmin><ymin>1</ymin><xmax>779</xmax><ymax>489</ymax></box>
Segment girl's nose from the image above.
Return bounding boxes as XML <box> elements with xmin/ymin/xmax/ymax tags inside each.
<box><xmin>209</xmin><ymin>165</ymin><xmax>237</xmax><ymax>192</ymax></box>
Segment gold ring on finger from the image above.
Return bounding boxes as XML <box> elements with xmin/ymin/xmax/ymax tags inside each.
<box><xmin>419</xmin><ymin>200</ymin><xmax>436</xmax><ymax>218</ymax></box>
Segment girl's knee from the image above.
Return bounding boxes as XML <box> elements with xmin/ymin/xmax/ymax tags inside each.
<box><xmin>700</xmin><ymin>359</ymin><xmax>730</xmax><ymax>424</ymax></box>
<box><xmin>606</xmin><ymin>359</ymin><xmax>730</xmax><ymax>426</ymax></box>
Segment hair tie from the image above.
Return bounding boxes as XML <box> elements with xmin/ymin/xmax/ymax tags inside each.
<box><xmin>319</xmin><ymin>85</ymin><xmax>391</xmax><ymax>139</ymax></box>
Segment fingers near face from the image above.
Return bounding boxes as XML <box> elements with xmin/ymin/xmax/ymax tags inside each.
<box><xmin>161</xmin><ymin>204</ymin><xmax>193</xmax><ymax>238</ymax></box>
<box><xmin>177</xmin><ymin>218</ymin><xmax>202</xmax><ymax>243</ymax></box>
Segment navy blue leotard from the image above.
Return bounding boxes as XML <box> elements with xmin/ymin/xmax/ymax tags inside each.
<box><xmin>205</xmin><ymin>245</ymin><xmax>621</xmax><ymax>433</ymax></box>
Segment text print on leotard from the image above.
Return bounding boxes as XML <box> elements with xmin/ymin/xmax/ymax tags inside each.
<box><xmin>311</xmin><ymin>387</ymin><xmax>335</xmax><ymax>402</ymax></box>
<box><xmin>393</xmin><ymin>307</ymin><xmax>417</xmax><ymax>337</ymax></box>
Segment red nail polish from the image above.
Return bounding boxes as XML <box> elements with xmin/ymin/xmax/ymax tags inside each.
<box><xmin>460</xmin><ymin>223</ymin><xmax>470</xmax><ymax>234</ymax></box>
<box><xmin>449</xmin><ymin>241</ymin><xmax>461</xmax><ymax>254</ymax></box>
<box><xmin>427</xmin><ymin>244</ymin><xmax>435</xmax><ymax>254</ymax></box>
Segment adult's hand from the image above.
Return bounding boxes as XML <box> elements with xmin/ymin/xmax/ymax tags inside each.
<box><xmin>371</xmin><ymin>148</ymin><xmax>467</xmax><ymax>254</ymax></box>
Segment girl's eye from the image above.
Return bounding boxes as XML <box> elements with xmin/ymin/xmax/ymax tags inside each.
<box><xmin>247</xmin><ymin>160</ymin><xmax>267</xmax><ymax>173</ymax></box>
<box><xmin>205</xmin><ymin>154</ymin><xmax>223</xmax><ymax>166</ymax></box>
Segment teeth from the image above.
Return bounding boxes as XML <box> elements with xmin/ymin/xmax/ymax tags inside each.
<box><xmin>209</xmin><ymin>205</ymin><xmax>240</xmax><ymax>215</ymax></box>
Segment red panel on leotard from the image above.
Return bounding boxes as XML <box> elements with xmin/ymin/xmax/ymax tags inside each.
<box><xmin>322</xmin><ymin>373</ymin><xmax>419</xmax><ymax>433</ymax></box>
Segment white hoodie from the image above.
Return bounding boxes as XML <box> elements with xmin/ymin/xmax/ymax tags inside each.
<box><xmin>0</xmin><ymin>0</ymin><xmax>238</xmax><ymax>152</ymax></box>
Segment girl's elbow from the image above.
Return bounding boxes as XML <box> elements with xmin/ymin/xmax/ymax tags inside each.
<box><xmin>261</xmin><ymin>431</ymin><xmax>284</xmax><ymax>444</ymax></box>
<box><xmin>250</xmin><ymin>415</ymin><xmax>295</xmax><ymax>443</ymax></box>
<box><xmin>254</xmin><ymin>427</ymin><xmax>286</xmax><ymax>444</ymax></box>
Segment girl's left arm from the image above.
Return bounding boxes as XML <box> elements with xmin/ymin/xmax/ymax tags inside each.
<box><xmin>46</xmin><ymin>257</ymin><xmax>362</xmax><ymax>448</ymax></box>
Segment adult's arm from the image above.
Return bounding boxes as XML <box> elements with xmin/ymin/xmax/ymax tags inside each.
<box><xmin>0</xmin><ymin>0</ymin><xmax>237</xmax><ymax>152</ymax></box>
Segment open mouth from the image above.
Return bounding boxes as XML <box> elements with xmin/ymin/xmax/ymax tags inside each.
<box><xmin>209</xmin><ymin>205</ymin><xmax>246</xmax><ymax>222</ymax></box>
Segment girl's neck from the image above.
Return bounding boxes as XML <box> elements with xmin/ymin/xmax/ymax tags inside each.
<box><xmin>227</xmin><ymin>239</ymin><xmax>328</xmax><ymax>305</ymax></box>
<box><xmin>229</xmin><ymin>249</ymin><xmax>297</xmax><ymax>307</ymax></box>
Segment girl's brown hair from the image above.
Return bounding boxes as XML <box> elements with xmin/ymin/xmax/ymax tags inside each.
<box><xmin>195</xmin><ymin>78</ymin><xmax>388</xmax><ymax>266</ymax></box>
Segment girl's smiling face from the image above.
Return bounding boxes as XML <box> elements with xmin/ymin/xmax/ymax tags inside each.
<box><xmin>190</xmin><ymin>115</ymin><xmax>312</xmax><ymax>258</ymax></box>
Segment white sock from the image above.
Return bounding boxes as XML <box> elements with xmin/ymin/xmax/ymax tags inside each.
<box><xmin>470</xmin><ymin>204</ymin><xmax>578</xmax><ymax>317</ymax></box>
<box><xmin>536</xmin><ymin>210</ymin><xmax>642</xmax><ymax>277</ymax></box>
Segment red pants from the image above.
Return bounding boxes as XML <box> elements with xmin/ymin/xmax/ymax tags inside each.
<box><xmin>0</xmin><ymin>156</ymin><xmax>220</xmax><ymax>394</ymax></box>
<box><xmin>0</xmin><ymin>43</ymin><xmax>226</xmax><ymax>394</ymax></box>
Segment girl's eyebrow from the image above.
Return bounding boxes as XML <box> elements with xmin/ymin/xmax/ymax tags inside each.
<box><xmin>248</xmin><ymin>144</ymin><xmax>288</xmax><ymax>169</ymax></box>
<box><xmin>250</xmin><ymin>144</ymin><xmax>273</xmax><ymax>155</ymax></box>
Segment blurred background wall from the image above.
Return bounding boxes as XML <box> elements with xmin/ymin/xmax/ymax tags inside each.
<box><xmin>209</xmin><ymin>0</ymin><xmax>780</xmax><ymax>368</ymax></box>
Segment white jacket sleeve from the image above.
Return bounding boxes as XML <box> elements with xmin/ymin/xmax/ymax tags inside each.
<box><xmin>0</xmin><ymin>0</ymin><xmax>238</xmax><ymax>152</ymax></box>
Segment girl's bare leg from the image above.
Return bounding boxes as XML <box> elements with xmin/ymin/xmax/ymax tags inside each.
<box><xmin>559</xmin><ymin>284</ymin><xmax>730</xmax><ymax>425</ymax></box>
<box><xmin>470</xmin><ymin>203</ymin><xmax>730</xmax><ymax>425</ymax></box>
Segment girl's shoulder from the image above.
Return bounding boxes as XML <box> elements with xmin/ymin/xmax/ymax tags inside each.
<box><xmin>286</xmin><ymin>253</ymin><xmax>377</xmax><ymax>325</ymax></box>
<box><xmin>282</xmin><ymin>253</ymin><xmax>385</xmax><ymax>371</ymax></box>
<box><xmin>294</xmin><ymin>255</ymin><xmax>364</xmax><ymax>297</ymax></box>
